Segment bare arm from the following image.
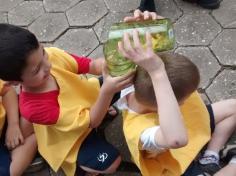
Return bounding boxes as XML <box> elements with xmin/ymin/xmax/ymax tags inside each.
<box><xmin>89</xmin><ymin>86</ymin><xmax>113</xmax><ymax>128</ymax></box>
<box><xmin>150</xmin><ymin>68</ymin><xmax>188</xmax><ymax>149</ymax></box>
<box><xmin>88</xmin><ymin>57</ymin><xmax>104</xmax><ymax>75</ymax></box>
<box><xmin>2</xmin><ymin>86</ymin><xmax>24</xmax><ymax>149</ymax></box>
<box><xmin>118</xmin><ymin>30</ymin><xmax>188</xmax><ymax>149</ymax></box>
<box><xmin>89</xmin><ymin>64</ymin><xmax>134</xmax><ymax>128</ymax></box>
<box><xmin>2</xmin><ymin>86</ymin><xmax>19</xmax><ymax>125</ymax></box>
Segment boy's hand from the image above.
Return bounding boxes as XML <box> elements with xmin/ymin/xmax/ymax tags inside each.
<box><xmin>102</xmin><ymin>62</ymin><xmax>134</xmax><ymax>94</ymax></box>
<box><xmin>123</xmin><ymin>9</ymin><xmax>164</xmax><ymax>22</ymax></box>
<box><xmin>5</xmin><ymin>123</ymin><xmax>24</xmax><ymax>150</ymax></box>
<box><xmin>118</xmin><ymin>30</ymin><xmax>165</xmax><ymax>75</ymax></box>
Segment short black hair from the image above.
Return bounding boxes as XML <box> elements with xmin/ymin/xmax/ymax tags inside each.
<box><xmin>0</xmin><ymin>23</ymin><xmax>39</xmax><ymax>81</ymax></box>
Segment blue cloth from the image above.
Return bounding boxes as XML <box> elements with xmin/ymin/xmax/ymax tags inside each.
<box><xmin>0</xmin><ymin>144</ymin><xmax>11</xmax><ymax>176</ymax></box>
<box><xmin>0</xmin><ymin>131</ymin><xmax>11</xmax><ymax>176</ymax></box>
<box><xmin>77</xmin><ymin>130</ymin><xmax>119</xmax><ymax>171</ymax></box>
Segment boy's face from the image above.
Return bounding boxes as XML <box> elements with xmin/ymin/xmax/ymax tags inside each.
<box><xmin>21</xmin><ymin>44</ymin><xmax>51</xmax><ymax>88</ymax></box>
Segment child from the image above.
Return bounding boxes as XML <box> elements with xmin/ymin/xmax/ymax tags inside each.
<box><xmin>0</xmin><ymin>22</ymin><xmax>135</xmax><ymax>176</ymax></box>
<box><xmin>116</xmin><ymin>29</ymin><xmax>236</xmax><ymax>175</ymax></box>
<box><xmin>0</xmin><ymin>80</ymin><xmax>37</xmax><ymax>176</ymax></box>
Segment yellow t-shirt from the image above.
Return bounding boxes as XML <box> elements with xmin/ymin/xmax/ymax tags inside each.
<box><xmin>123</xmin><ymin>92</ymin><xmax>211</xmax><ymax>176</ymax></box>
<box><xmin>0</xmin><ymin>80</ymin><xmax>6</xmax><ymax>137</ymax></box>
<box><xmin>33</xmin><ymin>47</ymin><xmax>100</xmax><ymax>176</ymax></box>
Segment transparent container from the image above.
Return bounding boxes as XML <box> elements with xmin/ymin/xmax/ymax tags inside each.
<box><xmin>104</xmin><ymin>19</ymin><xmax>175</xmax><ymax>77</ymax></box>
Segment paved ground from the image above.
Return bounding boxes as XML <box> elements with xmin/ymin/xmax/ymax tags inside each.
<box><xmin>1</xmin><ymin>0</ymin><xmax>236</xmax><ymax>175</ymax></box>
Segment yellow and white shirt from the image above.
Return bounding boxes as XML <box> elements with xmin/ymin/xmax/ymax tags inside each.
<box><xmin>117</xmin><ymin>87</ymin><xmax>211</xmax><ymax>176</ymax></box>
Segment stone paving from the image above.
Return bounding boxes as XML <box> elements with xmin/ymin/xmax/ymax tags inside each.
<box><xmin>1</xmin><ymin>0</ymin><xmax>236</xmax><ymax>175</ymax></box>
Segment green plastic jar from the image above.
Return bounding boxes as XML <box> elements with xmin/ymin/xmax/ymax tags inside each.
<box><xmin>104</xmin><ymin>19</ymin><xmax>175</xmax><ymax>77</ymax></box>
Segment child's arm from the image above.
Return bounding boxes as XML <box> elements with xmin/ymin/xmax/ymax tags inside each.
<box><xmin>118</xmin><ymin>30</ymin><xmax>188</xmax><ymax>149</ymax></box>
<box><xmin>150</xmin><ymin>64</ymin><xmax>188</xmax><ymax>149</ymax></box>
<box><xmin>89</xmin><ymin>63</ymin><xmax>134</xmax><ymax>128</ymax></box>
<box><xmin>88</xmin><ymin>57</ymin><xmax>104</xmax><ymax>75</ymax></box>
<box><xmin>2</xmin><ymin>85</ymin><xmax>24</xmax><ymax>149</ymax></box>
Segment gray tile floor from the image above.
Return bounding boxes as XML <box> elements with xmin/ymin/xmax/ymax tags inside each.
<box><xmin>1</xmin><ymin>0</ymin><xmax>236</xmax><ymax>175</ymax></box>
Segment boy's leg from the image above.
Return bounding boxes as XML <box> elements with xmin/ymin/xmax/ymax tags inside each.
<box><xmin>10</xmin><ymin>134</ymin><xmax>37</xmax><ymax>176</ymax></box>
<box><xmin>77</xmin><ymin>130</ymin><xmax>121</xmax><ymax>175</ymax></box>
<box><xmin>205</xmin><ymin>99</ymin><xmax>236</xmax><ymax>153</ymax></box>
<box><xmin>199</xmin><ymin>99</ymin><xmax>236</xmax><ymax>167</ymax></box>
<box><xmin>10</xmin><ymin>117</ymin><xmax>37</xmax><ymax>176</ymax></box>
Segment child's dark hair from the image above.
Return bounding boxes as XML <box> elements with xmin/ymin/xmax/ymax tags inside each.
<box><xmin>134</xmin><ymin>52</ymin><xmax>200</xmax><ymax>106</ymax></box>
<box><xmin>0</xmin><ymin>23</ymin><xmax>39</xmax><ymax>81</ymax></box>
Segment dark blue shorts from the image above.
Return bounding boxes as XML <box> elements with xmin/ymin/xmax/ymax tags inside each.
<box><xmin>0</xmin><ymin>123</ymin><xmax>11</xmax><ymax>176</ymax></box>
<box><xmin>182</xmin><ymin>104</ymin><xmax>215</xmax><ymax>176</ymax></box>
<box><xmin>77</xmin><ymin>130</ymin><xmax>119</xmax><ymax>173</ymax></box>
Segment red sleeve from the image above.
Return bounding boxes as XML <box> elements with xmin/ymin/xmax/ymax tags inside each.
<box><xmin>19</xmin><ymin>91</ymin><xmax>60</xmax><ymax>125</ymax></box>
<box><xmin>69</xmin><ymin>53</ymin><xmax>92</xmax><ymax>74</ymax></box>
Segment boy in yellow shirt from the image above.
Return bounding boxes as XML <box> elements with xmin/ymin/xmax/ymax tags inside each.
<box><xmin>116</xmin><ymin>28</ymin><xmax>236</xmax><ymax>175</ymax></box>
<box><xmin>0</xmin><ymin>20</ymin><xmax>135</xmax><ymax>175</ymax></box>
<box><xmin>0</xmin><ymin>80</ymin><xmax>37</xmax><ymax>176</ymax></box>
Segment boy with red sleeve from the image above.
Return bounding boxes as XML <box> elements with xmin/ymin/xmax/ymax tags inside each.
<box><xmin>0</xmin><ymin>23</ymin><xmax>134</xmax><ymax>176</ymax></box>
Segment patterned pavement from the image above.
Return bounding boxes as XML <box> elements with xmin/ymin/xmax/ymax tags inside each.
<box><xmin>0</xmin><ymin>0</ymin><xmax>236</xmax><ymax>175</ymax></box>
